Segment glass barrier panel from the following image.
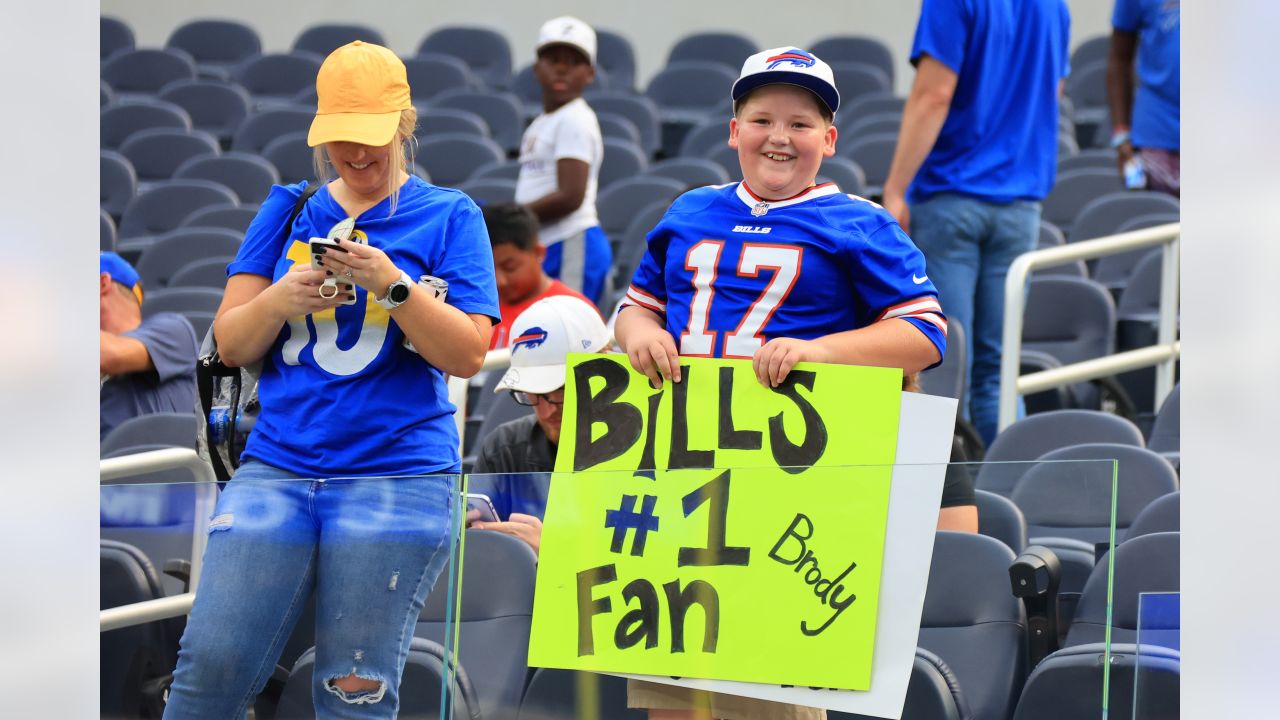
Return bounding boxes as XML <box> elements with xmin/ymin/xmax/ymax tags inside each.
<box><xmin>1133</xmin><ymin>592</ymin><xmax>1181</xmax><ymax>720</ymax></box>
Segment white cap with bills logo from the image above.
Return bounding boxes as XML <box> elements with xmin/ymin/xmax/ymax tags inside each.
<box><xmin>732</xmin><ymin>46</ymin><xmax>840</xmax><ymax>115</ymax></box>
<box><xmin>497</xmin><ymin>295</ymin><xmax>609</xmax><ymax>395</ymax></box>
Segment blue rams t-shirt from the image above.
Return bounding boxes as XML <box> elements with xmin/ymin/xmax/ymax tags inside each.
<box><xmin>625</xmin><ymin>182</ymin><xmax>947</xmax><ymax>364</ymax></box>
<box><xmin>908</xmin><ymin>0</ymin><xmax>1071</xmax><ymax>204</ymax></box>
<box><xmin>1113</xmin><ymin>0</ymin><xmax>1180</xmax><ymax>151</ymax></box>
<box><xmin>227</xmin><ymin>177</ymin><xmax>500</xmax><ymax>477</ymax></box>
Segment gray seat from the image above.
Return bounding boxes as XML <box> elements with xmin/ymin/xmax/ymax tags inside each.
<box><xmin>142</xmin><ymin>286</ymin><xmax>224</xmax><ymax>318</ymax></box>
<box><xmin>118</xmin><ymin>179</ymin><xmax>239</xmax><ymax>240</ymax></box>
<box><xmin>704</xmin><ymin>144</ymin><xmax>742</xmax><ymax>180</ymax></box>
<box><xmin>181</xmin><ymin>204</ymin><xmax>259</xmax><ymax>234</ymax></box>
<box><xmin>811</xmin><ymin>35</ymin><xmax>896</xmax><ymax>89</ymax></box>
<box><xmin>261</xmin><ymin>131</ymin><xmax>314</xmax><ymax>185</ymax></box>
<box><xmin>840</xmin><ymin>131</ymin><xmax>898</xmax><ymax>191</ymax></box>
<box><xmin>416</xmin><ymin>107</ymin><xmax>490</xmax><ymax>140</ymax></box>
<box><xmin>101</xmin><ymin>208</ymin><xmax>118</xmax><ymax>252</ymax></box>
<box><xmin>135</xmin><ymin>227</ymin><xmax>243</xmax><ymax>289</ymax></box>
<box><xmin>1065</xmin><ymin>60</ymin><xmax>1108</xmax><ymax>116</ymax></box>
<box><xmin>518</xmin><ymin>668</ymin><xmax>645</xmax><ymax>720</ymax></box>
<box><xmin>841</xmin><ymin>91</ymin><xmax>905</xmax><ymax>125</ymax></box>
<box><xmin>596</xmin><ymin>111</ymin><xmax>643</xmax><ymax>146</ymax></box>
<box><xmin>666</xmin><ymin>31</ymin><xmax>756</xmax><ymax>70</ymax></box>
<box><xmin>512</xmin><ymin>64</ymin><xmax>553</xmax><ymax>120</ymax></box>
<box><xmin>1022</xmin><ymin>276</ymin><xmax>1117</xmax><ymax>410</ymax></box>
<box><xmin>1037</xmin><ymin>220</ymin><xmax>1065</xmax><ymax>249</ymax></box>
<box><xmin>1093</xmin><ymin>212</ymin><xmax>1180</xmax><ymax>295</ymax></box>
<box><xmin>830</xmin><ymin>649</ymin><xmax>969</xmax><ymax>720</ymax></box>
<box><xmin>169</xmin><ymin>256</ymin><xmax>234</xmax><ymax>291</ymax></box>
<box><xmin>470</xmin><ymin>159</ymin><xmax>522</xmax><ymax>182</ymax></box>
<box><xmin>101</xmin><ymin>99</ymin><xmax>192</xmax><ymax>150</ymax></box>
<box><xmin>816</xmin><ymin>156</ymin><xmax>868</xmax><ymax>197</ymax></box>
<box><xmin>645</xmin><ymin>61</ymin><xmax>739</xmax><ymax>128</ymax></box>
<box><xmin>976</xmin><ymin>410</ymin><xmax>1145</xmax><ymax>498</ymax></box>
<box><xmin>829</xmin><ymin>61</ymin><xmax>892</xmax><ymax>104</ymax></box>
<box><xmin>102</xmin><ymin>48</ymin><xmax>197</xmax><ymax>97</ymax></box>
<box><xmin>1069</xmin><ymin>191</ymin><xmax>1180</xmax><ymax>244</ymax></box>
<box><xmin>1042</xmin><ymin>168</ymin><xmax>1124</xmax><ymax>234</ymax></box>
<box><xmin>417</xmin><ymin>530</ymin><xmax>537</xmax><ymax>720</ymax></box>
<box><xmin>1012</xmin><ymin>642</ymin><xmax>1179</xmax><ymax>720</ymax></box>
<box><xmin>418</xmin><ymin>26</ymin><xmax>513</xmax><ymax>90</ymax></box>
<box><xmin>588</xmin><ymin>93</ymin><xmax>662</xmax><ymax>157</ymax></box>
<box><xmin>101</xmin><ymin>149</ymin><xmax>138</xmax><ymax>220</ymax></box>
<box><xmin>456</xmin><ymin>178</ymin><xmax>517</xmax><ymax>205</ymax></box>
<box><xmin>842</xmin><ymin>110</ymin><xmax>902</xmax><ymax>140</ymax></box>
<box><xmin>417</xmin><ymin>133</ymin><xmax>506</xmax><ymax>187</ymax></box>
<box><xmin>1125</xmin><ymin>491</ymin><xmax>1179</xmax><ymax>540</ymax></box>
<box><xmin>1069</xmin><ymin>35</ymin><xmax>1111</xmax><ymax>75</ymax></box>
<box><xmin>1057</xmin><ymin>147</ymin><xmax>1117</xmax><ymax>174</ymax></box>
<box><xmin>235</xmin><ymin>53</ymin><xmax>324</xmax><ymax>107</ymax></box>
<box><xmin>597</xmin><ymin>175</ymin><xmax>684</xmax><ymax>240</ymax></box>
<box><xmin>432</xmin><ymin>89</ymin><xmax>525</xmax><ymax>155</ymax></box>
<box><xmin>292</xmin><ymin>23</ymin><xmax>385</xmax><ymax>57</ymax></box>
<box><xmin>101</xmin><ymin>16</ymin><xmax>135</xmax><ymax>60</ymax></box>
<box><xmin>1147</xmin><ymin>385</ymin><xmax>1179</xmax><ymax>455</ymax></box>
<box><xmin>230</xmin><ymin>105</ymin><xmax>315</xmax><ymax>154</ymax></box>
<box><xmin>975</xmin><ymin>489</ymin><xmax>1027</xmax><ymax>554</ymax></box>
<box><xmin>678</xmin><ymin>119</ymin><xmax>729</xmax><ymax>157</ymax></box>
<box><xmin>600</xmin><ymin>137</ymin><xmax>650</xmax><ymax>190</ymax></box>
<box><xmin>275</xmin><ymin>638</ymin><xmax>480</xmax><ymax>720</ymax></box>
<box><xmin>166</xmin><ymin>19</ymin><xmax>262</xmax><ymax>80</ymax></box>
<box><xmin>596</xmin><ymin>29</ymin><xmax>638</xmax><ymax>93</ymax></box>
<box><xmin>174</xmin><ymin>152</ymin><xmax>280</xmax><ymax>205</ymax></box>
<box><xmin>612</xmin><ymin>200</ymin><xmax>673</xmax><ymax>294</ymax></box>
<box><xmin>919</xmin><ymin>316</ymin><xmax>966</xmax><ymax>400</ymax></box>
<box><xmin>100</xmin><ymin>539</ymin><xmax>179</xmax><ymax>719</ymax></box>
<box><xmin>119</xmin><ymin>127</ymin><xmax>220</xmax><ymax>184</ymax></box>
<box><xmin>644</xmin><ymin>157</ymin><xmax>730</xmax><ymax>189</ymax></box>
<box><xmin>1066</xmin><ymin>532</ymin><xmax>1180</xmax><ymax>647</ymax></box>
<box><xmin>405</xmin><ymin>53</ymin><xmax>478</xmax><ymax>104</ymax></box>
<box><xmin>100</xmin><ymin>412</ymin><xmax>198</xmax><ymax>457</ymax></box>
<box><xmin>463</xmin><ymin>392</ymin><xmax>536</xmax><ymax>469</ymax></box>
<box><xmin>920</xmin><ymin>531</ymin><xmax>1026</xmax><ymax>720</ymax></box>
<box><xmin>158</xmin><ymin>79</ymin><xmax>254</xmax><ymax>146</ymax></box>
<box><xmin>102</xmin><ymin>79</ymin><xmax>115</xmax><ymax>107</ymax></box>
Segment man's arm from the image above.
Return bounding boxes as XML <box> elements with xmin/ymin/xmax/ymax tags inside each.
<box><xmin>881</xmin><ymin>55</ymin><xmax>958</xmax><ymax>232</ymax></box>
<box><xmin>100</xmin><ymin>330</ymin><xmax>152</xmax><ymax>376</ymax></box>
<box><xmin>1106</xmin><ymin>29</ymin><xmax>1139</xmax><ymax>176</ymax></box>
<box><xmin>525</xmin><ymin>158</ymin><xmax>589</xmax><ymax>224</ymax></box>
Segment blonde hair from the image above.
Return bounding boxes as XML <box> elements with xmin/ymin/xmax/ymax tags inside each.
<box><xmin>312</xmin><ymin>107</ymin><xmax>419</xmax><ymax>216</ymax></box>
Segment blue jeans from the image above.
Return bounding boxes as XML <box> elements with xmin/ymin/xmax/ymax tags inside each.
<box><xmin>910</xmin><ymin>193</ymin><xmax>1041</xmax><ymax>445</ymax></box>
<box><xmin>543</xmin><ymin>225</ymin><xmax>612</xmax><ymax>306</ymax></box>
<box><xmin>163</xmin><ymin>461</ymin><xmax>458</xmax><ymax>719</ymax></box>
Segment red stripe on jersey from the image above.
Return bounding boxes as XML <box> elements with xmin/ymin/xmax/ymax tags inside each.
<box><xmin>740</xmin><ymin>181</ymin><xmax>836</xmax><ymax>203</ymax></box>
<box><xmin>624</xmin><ymin>286</ymin><xmax>666</xmax><ymax>314</ymax></box>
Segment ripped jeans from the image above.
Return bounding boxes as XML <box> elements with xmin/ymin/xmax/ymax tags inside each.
<box><xmin>163</xmin><ymin>461</ymin><xmax>457</xmax><ymax>719</ymax></box>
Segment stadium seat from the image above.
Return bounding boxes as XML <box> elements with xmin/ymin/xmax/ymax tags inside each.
<box><xmin>1011</xmin><ymin>642</ymin><xmax>1179</xmax><ymax>720</ymax></box>
<box><xmin>118</xmin><ymin>179</ymin><xmax>239</xmax><ymax>240</ymax></box>
<box><xmin>839</xmin><ymin>131</ymin><xmax>898</xmax><ymax>192</ymax></box>
<box><xmin>600</xmin><ymin>137</ymin><xmax>650</xmax><ymax>190</ymax></box>
<box><xmin>1066</xmin><ymin>531</ymin><xmax>1180</xmax><ymax>647</ymax></box>
<box><xmin>230</xmin><ymin>105</ymin><xmax>315</xmax><ymax>153</ymax></box>
<box><xmin>100</xmin><ymin>413</ymin><xmax>198</xmax><ymax>457</ymax></box>
<box><xmin>1022</xmin><ymin>276</ymin><xmax>1117</xmax><ymax>409</ymax></box>
<box><xmin>101</xmin><ymin>99</ymin><xmax>192</xmax><ymax>150</ymax></box>
<box><xmin>405</xmin><ymin>53</ymin><xmax>478</xmax><ymax>103</ymax></box>
<box><xmin>292</xmin><ymin>23</ymin><xmax>386</xmax><ymax>57</ymax></box>
<box><xmin>1069</xmin><ymin>35</ymin><xmax>1111</xmax><ymax>75</ymax></box>
<box><xmin>456</xmin><ymin>177</ymin><xmax>517</xmax><ymax>205</ymax></box>
<box><xmin>588</xmin><ymin>93</ymin><xmax>663</xmax><ymax>158</ymax></box>
<box><xmin>811</xmin><ymin>35</ymin><xmax>896</xmax><ymax>89</ymax></box>
<box><xmin>704</xmin><ymin>144</ymin><xmax>742</xmax><ymax>178</ymax></box>
<box><xmin>919</xmin><ymin>318</ymin><xmax>967</xmax><ymax>401</ymax></box>
<box><xmin>417</xmin><ymin>530</ymin><xmax>537</xmax><ymax>719</ymax></box>
<box><xmin>643</xmin><ymin>157</ymin><xmax>731</xmax><ymax>189</ymax></box>
<box><xmin>418</xmin><ymin>26</ymin><xmax>514</xmax><ymax>90</ymax></box>
<box><xmin>842</xmin><ymin>110</ymin><xmax>902</xmax><ymax>140</ymax></box>
<box><xmin>181</xmin><ymin>204</ymin><xmax>260</xmax><ymax>234</ymax></box>
<box><xmin>816</xmin><ymin>156</ymin><xmax>868</xmax><ymax>197</ymax></box>
<box><xmin>597</xmin><ymin>176</ymin><xmax>685</xmax><ymax>240</ymax></box>
<box><xmin>1147</xmin><ymin>384</ymin><xmax>1180</xmax><ymax>458</ymax></box>
<box><xmin>417</xmin><ymin>133</ymin><xmax>506</xmax><ymax>187</ymax></box>
<box><xmin>470</xmin><ymin>159</ymin><xmax>522</xmax><ymax>182</ymax></box>
<box><xmin>596</xmin><ymin>112</ymin><xmax>643</xmax><ymax>146</ymax></box>
<box><xmin>1041</xmin><ymin>168</ymin><xmax>1125</xmax><ymax>234</ymax></box>
<box><xmin>142</xmin><ymin>287</ymin><xmax>224</xmax><ymax>320</ymax></box>
<box><xmin>165</xmin><ymin>19</ymin><xmax>262</xmax><ymax>80</ymax></box>
<box><xmin>1057</xmin><ymin>132</ymin><xmax>1080</xmax><ymax>159</ymax></box>
<box><xmin>416</xmin><ymin>107</ymin><xmax>491</xmax><ymax>140</ymax></box>
<box><xmin>611</xmin><ymin>200</ymin><xmax>672</xmax><ymax>295</ymax></box>
<box><xmin>677</xmin><ymin>118</ymin><xmax>729</xmax><ymax>157</ymax></box>
<box><xmin>829</xmin><ymin>61</ymin><xmax>892</xmax><ymax>104</ymax></box>
<box><xmin>974</xmin><ymin>489</ymin><xmax>1027</xmax><ymax>554</ymax></box>
<box><xmin>432</xmin><ymin>89</ymin><xmax>526</xmax><ymax>156</ymax></box>
<box><xmin>235</xmin><ymin>53</ymin><xmax>324</xmax><ymax>108</ymax></box>
<box><xmin>261</xmin><ymin>131</ymin><xmax>314</xmax><ymax>185</ymax></box>
<box><xmin>101</xmin><ymin>79</ymin><xmax>114</xmax><ymax>107</ymax></box>
<box><xmin>1057</xmin><ymin>147</ymin><xmax>1117</xmax><ymax>174</ymax></box>
<box><xmin>158</xmin><ymin>79</ymin><xmax>253</xmax><ymax>146</ymax></box>
<box><xmin>518</xmin><ymin>668</ymin><xmax>645</xmax><ymax>720</ymax></box>
<box><xmin>119</xmin><ymin>127</ymin><xmax>221</xmax><ymax>185</ymax></box>
<box><xmin>169</xmin><ymin>256</ymin><xmax>234</xmax><ymax>291</ymax></box>
<box><xmin>101</xmin><ymin>208</ymin><xmax>118</xmax><ymax>252</ymax></box>
<box><xmin>275</xmin><ymin>638</ymin><xmax>480</xmax><ymax>720</ymax></box>
<box><xmin>645</xmin><ymin>61</ymin><xmax>739</xmax><ymax>151</ymax></box>
<box><xmin>135</xmin><ymin>227</ymin><xmax>243</xmax><ymax>289</ymax></box>
<box><xmin>100</xmin><ymin>539</ymin><xmax>180</xmax><ymax>719</ymax></box>
<box><xmin>174</xmin><ymin>152</ymin><xmax>281</xmax><ymax>205</ymax></box>
<box><xmin>1093</xmin><ymin>212</ymin><xmax>1180</xmax><ymax>298</ymax></box>
<box><xmin>462</xmin><ymin>391</ymin><xmax>535</xmax><ymax>470</ymax></box>
<box><xmin>101</xmin><ymin>16</ymin><xmax>135</xmax><ymax>60</ymax></box>
<box><xmin>102</xmin><ymin>48</ymin><xmax>197</xmax><ymax>97</ymax></box>
<box><xmin>101</xmin><ymin>150</ymin><xmax>138</xmax><ymax>220</ymax></box>
<box><xmin>511</xmin><ymin>65</ymin><xmax>549</xmax><ymax>120</ymax></box>
<box><xmin>1113</xmin><ymin>251</ymin><xmax>1175</xmax><ymax>417</ymax></box>
<box><xmin>1065</xmin><ymin>61</ymin><xmax>1108</xmax><ymax>115</ymax></box>
<box><xmin>1125</xmin><ymin>491</ymin><xmax>1179</xmax><ymax>540</ymax></box>
<box><xmin>829</xmin><ymin>649</ymin><xmax>970</xmax><ymax>720</ymax></box>
<box><xmin>666</xmin><ymin>31</ymin><xmax>757</xmax><ymax>71</ymax></box>
<box><xmin>975</xmin><ymin>410</ymin><xmax>1145</xmax><ymax>498</ymax></box>
<box><xmin>920</xmin><ymin>531</ymin><xmax>1026</xmax><ymax>720</ymax></box>
<box><xmin>596</xmin><ymin>29</ymin><xmax>638</xmax><ymax>94</ymax></box>
<box><xmin>1069</xmin><ymin>191</ymin><xmax>1180</xmax><ymax>244</ymax></box>
<box><xmin>841</xmin><ymin>91</ymin><xmax>905</xmax><ymax>125</ymax></box>
<box><xmin>1037</xmin><ymin>220</ymin><xmax>1065</xmax><ymax>248</ymax></box>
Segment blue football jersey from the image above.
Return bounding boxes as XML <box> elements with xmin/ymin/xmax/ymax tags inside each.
<box><xmin>624</xmin><ymin>182</ymin><xmax>946</xmax><ymax>361</ymax></box>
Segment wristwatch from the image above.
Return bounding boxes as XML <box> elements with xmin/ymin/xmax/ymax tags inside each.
<box><xmin>375</xmin><ymin>270</ymin><xmax>414</xmax><ymax>310</ymax></box>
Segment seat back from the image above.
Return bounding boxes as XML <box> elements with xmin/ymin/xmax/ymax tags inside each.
<box><xmin>102</xmin><ymin>48</ymin><xmax>197</xmax><ymax>95</ymax></box>
<box><xmin>170</xmin><ymin>256</ymin><xmax>234</xmax><ymax>291</ymax></box>
<box><xmin>976</xmin><ymin>410</ymin><xmax>1144</xmax><ymax>497</ymax></box>
<box><xmin>101</xmin><ymin>539</ymin><xmax>176</xmax><ymax>719</ymax></box>
<box><xmin>166</xmin><ymin>19</ymin><xmax>262</xmax><ymax>66</ymax></box>
<box><xmin>1069</xmin><ymin>36</ymin><xmax>1111</xmax><ymax>74</ymax></box>
<box><xmin>1065</xmin><ymin>61</ymin><xmax>1108</xmax><ymax>111</ymax></box>
<box><xmin>666</xmin><ymin>31</ymin><xmax>757</xmax><ymax>70</ymax></box>
<box><xmin>1068</xmin><ymin>191</ymin><xmax>1180</xmax><ymax>244</ymax></box>
<box><xmin>457</xmin><ymin>178</ymin><xmax>517</xmax><ymax>205</ymax></box>
<box><xmin>418</xmin><ymin>133</ymin><xmax>506</xmax><ymax>187</ymax></box>
<box><xmin>101</xmin><ymin>99</ymin><xmax>192</xmax><ymax>149</ymax></box>
<box><xmin>292</xmin><ymin>23</ymin><xmax>386</xmax><ymax>56</ymax></box>
<box><xmin>101</xmin><ymin>150</ymin><xmax>138</xmax><ymax>219</ymax></box>
<box><xmin>418</xmin><ymin>26</ymin><xmax>514</xmax><ymax>90</ymax></box>
<box><xmin>181</xmin><ymin>204</ymin><xmax>259</xmax><ymax>234</ymax></box>
<box><xmin>416</xmin><ymin>107</ymin><xmax>491</xmax><ymax>140</ymax></box>
<box><xmin>231</xmin><ymin>105</ymin><xmax>315</xmax><ymax>153</ymax></box>
<box><xmin>975</xmin><ymin>489</ymin><xmax>1028</xmax><ymax>554</ymax></box>
<box><xmin>1125</xmin><ymin>491</ymin><xmax>1179</xmax><ymax>541</ymax></box>
<box><xmin>1042</xmin><ymin>168</ymin><xmax>1125</xmax><ymax>233</ymax></box>
<box><xmin>235</xmin><ymin>53</ymin><xmax>324</xmax><ymax>103</ymax></box>
<box><xmin>645</xmin><ymin>61</ymin><xmax>739</xmax><ymax>112</ymax></box>
<box><xmin>1012</xmin><ymin>642</ymin><xmax>1179</xmax><ymax>720</ymax></box>
<box><xmin>261</xmin><ymin>131</ymin><xmax>314</xmax><ymax>185</ymax></box>
<box><xmin>613</xmin><ymin>200</ymin><xmax>673</xmax><ymax>295</ymax></box>
<box><xmin>405</xmin><ymin>53</ymin><xmax>478</xmax><ymax>102</ymax></box>
<box><xmin>644</xmin><ymin>157</ymin><xmax>730</xmax><ymax>189</ymax></box>
<box><xmin>101</xmin><ymin>209</ymin><xmax>118</xmax><ymax>252</ymax></box>
<box><xmin>588</xmin><ymin>93</ymin><xmax>662</xmax><ymax>156</ymax></box>
<box><xmin>433</xmin><ymin>89</ymin><xmax>526</xmax><ymax>155</ymax></box>
<box><xmin>596</xmin><ymin>29</ymin><xmax>638</xmax><ymax>92</ymax></box>
<box><xmin>119</xmin><ymin>179</ymin><xmax>239</xmax><ymax>239</ymax></box>
<box><xmin>119</xmin><ymin>127</ymin><xmax>220</xmax><ymax>183</ymax></box>
<box><xmin>101</xmin><ymin>16</ymin><xmax>135</xmax><ymax>59</ymax></box>
<box><xmin>158</xmin><ymin>79</ymin><xmax>253</xmax><ymax>145</ymax></box>
<box><xmin>816</xmin><ymin>156</ymin><xmax>867</xmax><ymax>197</ymax></box>
<box><xmin>919</xmin><ymin>317</ymin><xmax>967</xmax><ymax>400</ymax></box>
<box><xmin>829</xmin><ymin>61</ymin><xmax>892</xmax><ymax>103</ymax></box>
<box><xmin>596</xmin><ymin>175</ymin><xmax>684</xmax><ymax>238</ymax></box>
<box><xmin>811</xmin><ymin>35</ymin><xmax>896</xmax><ymax>88</ymax></box>
<box><xmin>841</xmin><ymin>91</ymin><xmax>904</xmax><ymax>124</ymax></box>
<box><xmin>142</xmin><ymin>286</ymin><xmax>224</xmax><ymax>319</ymax></box>
<box><xmin>1056</xmin><ymin>147</ymin><xmax>1117</xmax><ymax>175</ymax></box>
<box><xmin>1022</xmin><ymin>275</ymin><xmax>1116</xmax><ymax>369</ymax></box>
<box><xmin>100</xmin><ymin>412</ymin><xmax>198</xmax><ymax>457</ymax></box>
<box><xmin>135</xmin><ymin>227</ymin><xmax>243</xmax><ymax>289</ymax></box>
<box><xmin>1147</xmin><ymin>385</ymin><xmax>1180</xmax><ymax>454</ymax></box>
<box><xmin>839</xmin><ymin>131</ymin><xmax>898</xmax><ymax>189</ymax></box>
<box><xmin>678</xmin><ymin>118</ymin><xmax>730</xmax><ymax>157</ymax></box>
<box><xmin>600</xmin><ymin>137</ymin><xmax>650</xmax><ymax>190</ymax></box>
<box><xmin>1116</xmin><ymin>250</ymin><xmax>1166</xmax><ymax>318</ymax></box>
<box><xmin>174</xmin><ymin>152</ymin><xmax>280</xmax><ymax>205</ymax></box>
<box><xmin>597</xmin><ymin>112</ymin><xmax>643</xmax><ymax>146</ymax></box>
<box><xmin>1067</xmin><ymin>532</ymin><xmax>1180</xmax><ymax>646</ymax></box>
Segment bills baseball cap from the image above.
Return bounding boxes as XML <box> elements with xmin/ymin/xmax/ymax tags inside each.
<box><xmin>732</xmin><ymin>47</ymin><xmax>840</xmax><ymax>115</ymax></box>
<box><xmin>307</xmin><ymin>41</ymin><xmax>412</xmax><ymax>148</ymax></box>
<box><xmin>101</xmin><ymin>252</ymin><xmax>143</xmax><ymax>305</ymax></box>
<box><xmin>536</xmin><ymin>16</ymin><xmax>596</xmax><ymax>67</ymax></box>
<box><xmin>497</xmin><ymin>295</ymin><xmax>609</xmax><ymax>395</ymax></box>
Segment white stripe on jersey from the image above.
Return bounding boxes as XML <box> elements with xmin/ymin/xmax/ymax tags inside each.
<box><xmin>624</xmin><ymin>285</ymin><xmax>666</xmax><ymax>314</ymax></box>
<box><xmin>878</xmin><ymin>297</ymin><xmax>948</xmax><ymax>334</ymax></box>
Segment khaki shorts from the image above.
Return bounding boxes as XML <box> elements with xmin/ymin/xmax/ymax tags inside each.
<box><xmin>627</xmin><ymin>679</ymin><xmax>826</xmax><ymax>720</ymax></box>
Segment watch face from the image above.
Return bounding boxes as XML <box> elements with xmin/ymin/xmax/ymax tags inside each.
<box><xmin>389</xmin><ymin>283</ymin><xmax>411</xmax><ymax>304</ymax></box>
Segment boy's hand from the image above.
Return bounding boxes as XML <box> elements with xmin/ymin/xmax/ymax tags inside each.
<box><xmin>624</xmin><ymin>323</ymin><xmax>682</xmax><ymax>389</ymax></box>
<box><xmin>471</xmin><ymin>513</ymin><xmax>543</xmax><ymax>555</ymax></box>
<box><xmin>754</xmin><ymin>337</ymin><xmax>831</xmax><ymax>388</ymax></box>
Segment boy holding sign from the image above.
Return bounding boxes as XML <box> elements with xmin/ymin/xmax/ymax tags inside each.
<box><xmin>614</xmin><ymin>47</ymin><xmax>948</xmax><ymax>720</ymax></box>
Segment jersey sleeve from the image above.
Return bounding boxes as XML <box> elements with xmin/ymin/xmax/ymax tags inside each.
<box><xmin>910</xmin><ymin>0</ymin><xmax>968</xmax><ymax>74</ymax></box>
<box><xmin>126</xmin><ymin>313</ymin><xmax>198</xmax><ymax>382</ymax></box>
<box><xmin>551</xmin><ymin>106</ymin><xmax>599</xmax><ymax>164</ymax></box>
<box><xmin>1111</xmin><ymin>0</ymin><xmax>1142</xmax><ymax>32</ymax></box>
<box><xmin>227</xmin><ymin>181</ymin><xmax>307</xmax><ymax>278</ymax></box>
<box><xmin>847</xmin><ymin>221</ymin><xmax>948</xmax><ymax>366</ymax></box>
<box><xmin>620</xmin><ymin>215</ymin><xmax>671</xmax><ymax>317</ymax></box>
<box><xmin>435</xmin><ymin>199</ymin><xmax>501</xmax><ymax>323</ymax></box>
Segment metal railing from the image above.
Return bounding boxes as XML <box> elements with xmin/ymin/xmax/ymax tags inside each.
<box><xmin>999</xmin><ymin>222</ymin><xmax>1180</xmax><ymax>432</ymax></box>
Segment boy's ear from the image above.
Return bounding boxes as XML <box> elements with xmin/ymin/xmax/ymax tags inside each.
<box><xmin>822</xmin><ymin>123</ymin><xmax>838</xmax><ymax>158</ymax></box>
<box><xmin>534</xmin><ymin>243</ymin><xmax>547</xmax><ymax>261</ymax></box>
<box><xmin>728</xmin><ymin>117</ymin><xmax>740</xmax><ymax>149</ymax></box>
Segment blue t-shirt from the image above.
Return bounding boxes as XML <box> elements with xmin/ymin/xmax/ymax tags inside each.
<box><xmin>908</xmin><ymin>0</ymin><xmax>1072</xmax><ymax>204</ymax></box>
<box><xmin>624</xmin><ymin>182</ymin><xmax>947</xmax><ymax>365</ymax></box>
<box><xmin>1113</xmin><ymin>0</ymin><xmax>1180</xmax><ymax>150</ymax></box>
<box><xmin>227</xmin><ymin>178</ymin><xmax>500</xmax><ymax>477</ymax></box>
<box><xmin>100</xmin><ymin>312</ymin><xmax>198</xmax><ymax>440</ymax></box>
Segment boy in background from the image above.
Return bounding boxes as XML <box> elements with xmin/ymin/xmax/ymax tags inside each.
<box><xmin>614</xmin><ymin>47</ymin><xmax>948</xmax><ymax>720</ymax></box>
<box><xmin>483</xmin><ymin>202</ymin><xmax>592</xmax><ymax>349</ymax></box>
<box><xmin>515</xmin><ymin>16</ymin><xmax>612</xmax><ymax>306</ymax></box>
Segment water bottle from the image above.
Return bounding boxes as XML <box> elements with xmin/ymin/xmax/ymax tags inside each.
<box><xmin>208</xmin><ymin>405</ymin><xmax>254</xmax><ymax>445</ymax></box>
<box><xmin>1123</xmin><ymin>156</ymin><xmax>1147</xmax><ymax>190</ymax></box>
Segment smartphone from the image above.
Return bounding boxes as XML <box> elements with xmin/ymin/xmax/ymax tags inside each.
<box><xmin>465</xmin><ymin>493</ymin><xmax>500</xmax><ymax>523</ymax></box>
<box><xmin>309</xmin><ymin>237</ymin><xmax>356</xmax><ymax>305</ymax></box>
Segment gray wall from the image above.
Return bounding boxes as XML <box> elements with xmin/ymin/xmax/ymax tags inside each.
<box><xmin>102</xmin><ymin>0</ymin><xmax>1115</xmax><ymax>95</ymax></box>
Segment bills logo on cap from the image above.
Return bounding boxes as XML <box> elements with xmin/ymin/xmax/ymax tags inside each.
<box><xmin>766</xmin><ymin>49</ymin><xmax>816</xmax><ymax>70</ymax></box>
<box><xmin>512</xmin><ymin>327</ymin><xmax>549</xmax><ymax>354</ymax></box>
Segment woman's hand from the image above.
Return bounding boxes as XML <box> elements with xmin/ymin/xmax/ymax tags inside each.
<box><xmin>753</xmin><ymin>337</ymin><xmax>831</xmax><ymax>388</ymax></box>
<box><xmin>624</xmin><ymin>322</ymin><xmax>682</xmax><ymax>389</ymax></box>
<box><xmin>471</xmin><ymin>513</ymin><xmax>543</xmax><ymax>555</ymax></box>
<box><xmin>271</xmin><ymin>263</ymin><xmax>351</xmax><ymax>318</ymax></box>
<box><xmin>319</xmin><ymin>238</ymin><xmax>401</xmax><ymax>299</ymax></box>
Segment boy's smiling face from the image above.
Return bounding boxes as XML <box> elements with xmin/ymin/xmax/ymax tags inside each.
<box><xmin>729</xmin><ymin>85</ymin><xmax>837</xmax><ymax>200</ymax></box>
<box><xmin>534</xmin><ymin>44</ymin><xmax>595</xmax><ymax>111</ymax></box>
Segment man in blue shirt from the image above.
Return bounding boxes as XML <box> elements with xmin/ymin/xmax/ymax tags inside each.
<box><xmin>882</xmin><ymin>0</ymin><xmax>1071</xmax><ymax>444</ymax></box>
<box><xmin>1107</xmin><ymin>0</ymin><xmax>1180</xmax><ymax>197</ymax></box>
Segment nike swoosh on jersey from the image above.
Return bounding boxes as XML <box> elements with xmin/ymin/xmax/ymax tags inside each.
<box><xmin>912</xmin><ymin>275</ymin><xmax>929</xmax><ymax>284</ymax></box>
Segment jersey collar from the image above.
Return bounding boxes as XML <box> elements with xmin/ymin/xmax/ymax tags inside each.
<box><xmin>735</xmin><ymin>181</ymin><xmax>841</xmax><ymax>211</ymax></box>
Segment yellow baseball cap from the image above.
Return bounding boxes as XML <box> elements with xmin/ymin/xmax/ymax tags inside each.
<box><xmin>307</xmin><ymin>41</ymin><xmax>412</xmax><ymax>148</ymax></box>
